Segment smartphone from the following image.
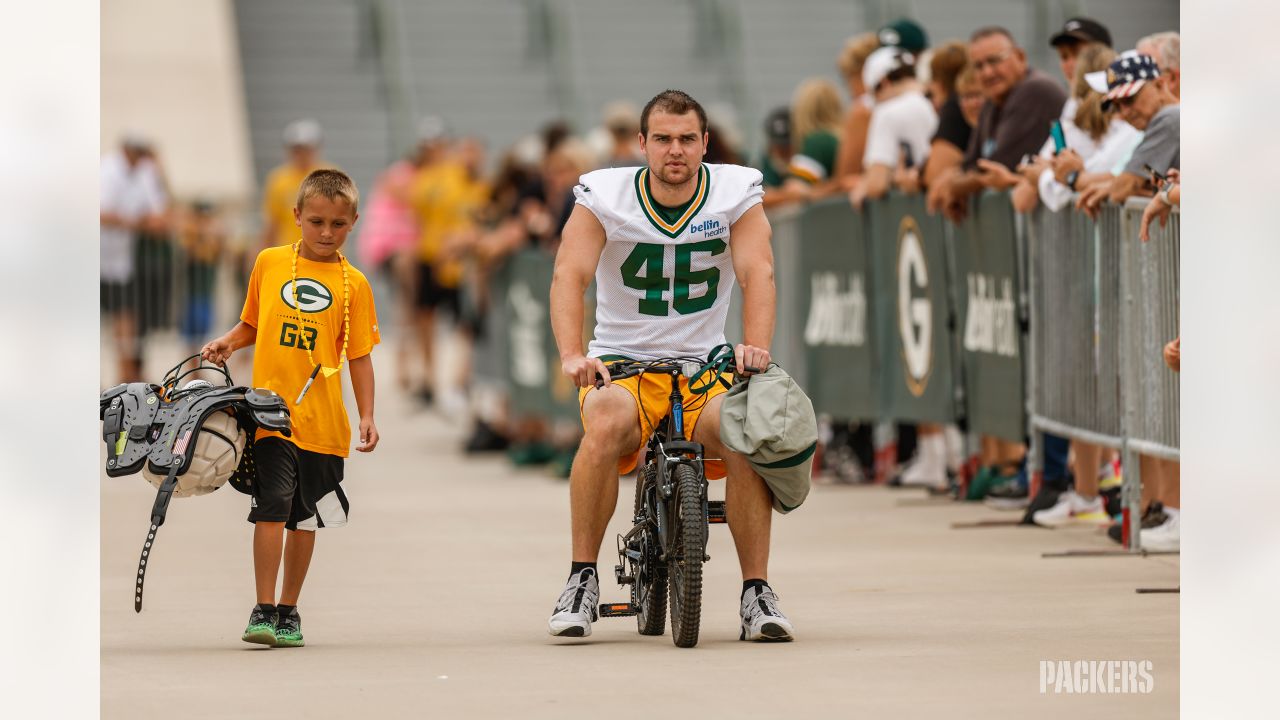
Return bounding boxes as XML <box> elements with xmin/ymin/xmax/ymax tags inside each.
<box><xmin>1049</xmin><ymin>120</ymin><xmax>1067</xmax><ymax>155</ymax></box>
<box><xmin>899</xmin><ymin>141</ymin><xmax>916</xmax><ymax>169</ymax></box>
<box><xmin>1143</xmin><ymin>163</ymin><xmax>1168</xmax><ymax>186</ymax></box>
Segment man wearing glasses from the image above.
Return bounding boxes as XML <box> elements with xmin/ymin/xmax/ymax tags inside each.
<box><xmin>938</xmin><ymin>26</ymin><xmax>1066</xmax><ymax>221</ymax></box>
<box><xmin>1100</xmin><ymin>53</ymin><xmax>1180</xmax><ymax>204</ymax></box>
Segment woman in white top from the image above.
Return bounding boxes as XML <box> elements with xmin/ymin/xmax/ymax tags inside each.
<box><xmin>1012</xmin><ymin>45</ymin><xmax>1141</xmax><ymax>212</ymax></box>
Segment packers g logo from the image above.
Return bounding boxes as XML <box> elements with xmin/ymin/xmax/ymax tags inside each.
<box><xmin>897</xmin><ymin>216</ymin><xmax>932</xmax><ymax>397</ymax></box>
<box><xmin>280</xmin><ymin>279</ymin><xmax>333</xmax><ymax>313</ymax></box>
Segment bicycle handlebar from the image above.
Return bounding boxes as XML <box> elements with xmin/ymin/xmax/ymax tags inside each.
<box><xmin>594</xmin><ymin>357</ymin><xmax>760</xmax><ymax>388</ymax></box>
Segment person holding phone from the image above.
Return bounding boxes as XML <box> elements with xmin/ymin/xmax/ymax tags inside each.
<box><xmin>937</xmin><ymin>27</ymin><xmax>1065</xmax><ymax>222</ymax></box>
<box><xmin>850</xmin><ymin>46</ymin><xmax>938</xmax><ymax>208</ymax></box>
<box><xmin>1011</xmin><ymin>44</ymin><xmax>1141</xmax><ymax>214</ymax></box>
<box><xmin>1075</xmin><ymin>52</ymin><xmax>1179</xmax><ymax>215</ymax></box>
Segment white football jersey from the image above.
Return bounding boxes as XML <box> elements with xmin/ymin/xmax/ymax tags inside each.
<box><xmin>574</xmin><ymin>162</ymin><xmax>764</xmax><ymax>361</ymax></box>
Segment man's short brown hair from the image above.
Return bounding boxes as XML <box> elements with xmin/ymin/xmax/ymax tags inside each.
<box><xmin>295</xmin><ymin>168</ymin><xmax>360</xmax><ymax>214</ymax></box>
<box><xmin>640</xmin><ymin>89</ymin><xmax>708</xmax><ymax>137</ymax></box>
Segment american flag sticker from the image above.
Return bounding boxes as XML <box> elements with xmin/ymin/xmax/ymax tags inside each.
<box><xmin>173</xmin><ymin>430</ymin><xmax>192</xmax><ymax>457</ymax></box>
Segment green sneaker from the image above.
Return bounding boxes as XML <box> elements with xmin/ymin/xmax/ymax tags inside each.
<box><xmin>242</xmin><ymin>603</ymin><xmax>278</xmax><ymax>646</ymax></box>
<box><xmin>274</xmin><ymin>606</ymin><xmax>304</xmax><ymax>648</ymax></box>
<box><xmin>965</xmin><ymin>466</ymin><xmax>995</xmax><ymax>501</ymax></box>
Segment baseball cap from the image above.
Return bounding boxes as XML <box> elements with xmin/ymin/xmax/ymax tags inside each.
<box><xmin>1089</xmin><ymin>53</ymin><xmax>1160</xmax><ymax>111</ymax></box>
<box><xmin>1050</xmin><ymin>17</ymin><xmax>1112</xmax><ymax>48</ymax></box>
<box><xmin>121</xmin><ymin>130</ymin><xmax>152</xmax><ymax>151</ymax></box>
<box><xmin>764</xmin><ymin>107</ymin><xmax>791</xmax><ymax>144</ymax></box>
<box><xmin>863</xmin><ymin>46</ymin><xmax>914</xmax><ymax>92</ymax></box>
<box><xmin>416</xmin><ymin>115</ymin><xmax>449</xmax><ymax>144</ymax></box>
<box><xmin>718</xmin><ymin>364</ymin><xmax>818</xmax><ymax>514</ymax></box>
<box><xmin>878</xmin><ymin>18</ymin><xmax>928</xmax><ymax>54</ymax></box>
<box><xmin>282</xmin><ymin>119</ymin><xmax>323</xmax><ymax>147</ymax></box>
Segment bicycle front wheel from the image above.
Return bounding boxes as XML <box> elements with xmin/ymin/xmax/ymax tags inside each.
<box><xmin>668</xmin><ymin>463</ymin><xmax>706</xmax><ymax>648</ymax></box>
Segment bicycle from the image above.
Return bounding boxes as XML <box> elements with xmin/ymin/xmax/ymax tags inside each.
<box><xmin>594</xmin><ymin>351</ymin><xmax>755</xmax><ymax>648</ymax></box>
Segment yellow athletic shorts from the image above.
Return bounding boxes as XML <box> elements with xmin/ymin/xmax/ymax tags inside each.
<box><xmin>578</xmin><ymin>366</ymin><xmax>729</xmax><ymax>479</ymax></box>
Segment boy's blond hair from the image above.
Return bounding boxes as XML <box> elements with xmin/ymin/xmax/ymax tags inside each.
<box><xmin>295</xmin><ymin>168</ymin><xmax>360</xmax><ymax>214</ymax></box>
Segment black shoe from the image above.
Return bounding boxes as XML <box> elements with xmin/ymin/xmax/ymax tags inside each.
<box><xmin>463</xmin><ymin>420</ymin><xmax>510</xmax><ymax>453</ymax></box>
<box><xmin>1020</xmin><ymin>484</ymin><xmax>1064</xmax><ymax>526</ymax></box>
<box><xmin>1106</xmin><ymin>502</ymin><xmax>1169</xmax><ymax>544</ymax></box>
<box><xmin>415</xmin><ymin>387</ymin><xmax>435</xmax><ymax>405</ymax></box>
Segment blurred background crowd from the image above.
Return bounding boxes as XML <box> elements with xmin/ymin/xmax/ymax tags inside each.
<box><xmin>102</xmin><ymin>2</ymin><xmax>1179</xmax><ymax>548</ymax></box>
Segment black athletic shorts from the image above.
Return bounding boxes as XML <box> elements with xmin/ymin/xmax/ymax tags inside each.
<box><xmin>416</xmin><ymin>261</ymin><xmax>461</xmax><ymax>316</ymax></box>
<box><xmin>248</xmin><ymin>437</ymin><xmax>348</xmax><ymax>530</ymax></box>
<box><xmin>101</xmin><ymin>280</ymin><xmax>135</xmax><ymax>313</ymax></box>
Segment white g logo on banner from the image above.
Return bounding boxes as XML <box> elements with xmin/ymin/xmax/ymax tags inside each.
<box><xmin>897</xmin><ymin>217</ymin><xmax>932</xmax><ymax>396</ymax></box>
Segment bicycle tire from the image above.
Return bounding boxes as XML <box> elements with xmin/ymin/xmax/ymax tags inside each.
<box><xmin>634</xmin><ymin>462</ymin><xmax>667</xmax><ymax>636</ymax></box>
<box><xmin>668</xmin><ymin>463</ymin><xmax>706</xmax><ymax>648</ymax></box>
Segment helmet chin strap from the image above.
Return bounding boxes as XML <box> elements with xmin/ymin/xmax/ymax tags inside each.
<box><xmin>135</xmin><ymin>461</ymin><xmax>182</xmax><ymax>613</ymax></box>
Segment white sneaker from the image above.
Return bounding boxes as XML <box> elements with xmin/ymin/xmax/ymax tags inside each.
<box><xmin>1139</xmin><ymin>508</ymin><xmax>1180</xmax><ymax>552</ymax></box>
<box><xmin>739</xmin><ymin>584</ymin><xmax>794</xmax><ymax>642</ymax></box>
<box><xmin>547</xmin><ymin>568</ymin><xmax>600</xmax><ymax>637</ymax></box>
<box><xmin>898</xmin><ymin>435</ymin><xmax>947</xmax><ymax>489</ymax></box>
<box><xmin>1032</xmin><ymin>491</ymin><xmax>1108</xmax><ymax>527</ymax></box>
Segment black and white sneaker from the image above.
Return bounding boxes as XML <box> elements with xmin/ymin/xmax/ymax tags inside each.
<box><xmin>739</xmin><ymin>584</ymin><xmax>795</xmax><ymax>642</ymax></box>
<box><xmin>547</xmin><ymin>568</ymin><xmax>600</xmax><ymax>637</ymax></box>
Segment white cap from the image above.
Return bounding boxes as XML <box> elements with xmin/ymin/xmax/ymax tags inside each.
<box><xmin>416</xmin><ymin>115</ymin><xmax>449</xmax><ymax>144</ymax></box>
<box><xmin>283</xmin><ymin>119</ymin><xmax>323</xmax><ymax>147</ymax></box>
<box><xmin>863</xmin><ymin>46</ymin><xmax>914</xmax><ymax>92</ymax></box>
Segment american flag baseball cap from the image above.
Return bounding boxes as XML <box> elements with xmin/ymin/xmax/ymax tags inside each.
<box><xmin>1093</xmin><ymin>53</ymin><xmax>1161</xmax><ymax>111</ymax></box>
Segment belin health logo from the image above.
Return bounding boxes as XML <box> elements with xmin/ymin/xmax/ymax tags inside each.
<box><xmin>280</xmin><ymin>279</ymin><xmax>333</xmax><ymax>313</ymax></box>
<box><xmin>690</xmin><ymin>219</ymin><xmax>724</xmax><ymax>237</ymax></box>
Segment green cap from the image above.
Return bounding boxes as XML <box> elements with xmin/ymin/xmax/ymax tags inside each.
<box><xmin>718</xmin><ymin>365</ymin><xmax>817</xmax><ymax>513</ymax></box>
<box><xmin>878</xmin><ymin>18</ymin><xmax>929</xmax><ymax>54</ymax></box>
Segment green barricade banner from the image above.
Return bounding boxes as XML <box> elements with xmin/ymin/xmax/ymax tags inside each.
<box><xmin>794</xmin><ymin>198</ymin><xmax>875</xmax><ymax>419</ymax></box>
<box><xmin>952</xmin><ymin>192</ymin><xmax>1026</xmax><ymax>441</ymax></box>
<box><xmin>866</xmin><ymin>193</ymin><xmax>957</xmax><ymax>423</ymax></box>
<box><xmin>496</xmin><ymin>249</ymin><xmax>580</xmax><ymax>421</ymax></box>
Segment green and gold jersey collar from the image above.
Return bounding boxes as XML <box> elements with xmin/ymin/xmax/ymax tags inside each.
<box><xmin>634</xmin><ymin>164</ymin><xmax>711</xmax><ymax>238</ymax></box>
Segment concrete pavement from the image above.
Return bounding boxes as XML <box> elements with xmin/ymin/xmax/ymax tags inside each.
<box><xmin>101</xmin><ymin>355</ymin><xmax>1178</xmax><ymax>719</ymax></box>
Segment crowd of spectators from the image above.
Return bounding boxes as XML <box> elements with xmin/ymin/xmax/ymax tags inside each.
<box><xmin>100</xmin><ymin>15</ymin><xmax>1180</xmax><ymax>549</ymax></box>
<box><xmin>751</xmin><ymin>16</ymin><xmax>1181</xmax><ymax>550</ymax></box>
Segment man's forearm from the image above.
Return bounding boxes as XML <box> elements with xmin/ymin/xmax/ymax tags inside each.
<box><xmin>550</xmin><ymin>274</ymin><xmax>587</xmax><ymax>360</ymax></box>
<box><xmin>740</xmin><ymin>266</ymin><xmax>776</xmax><ymax>350</ymax></box>
<box><xmin>949</xmin><ymin>170</ymin><xmax>984</xmax><ymax>199</ymax></box>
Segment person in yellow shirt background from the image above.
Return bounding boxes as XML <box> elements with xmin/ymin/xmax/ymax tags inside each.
<box><xmin>409</xmin><ymin>127</ymin><xmax>490</xmax><ymax>410</ymax></box>
<box><xmin>260</xmin><ymin>119</ymin><xmax>330</xmax><ymax>251</ymax></box>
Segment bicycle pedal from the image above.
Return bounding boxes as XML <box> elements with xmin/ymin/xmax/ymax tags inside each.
<box><xmin>708</xmin><ymin>500</ymin><xmax>727</xmax><ymax>524</ymax></box>
<box><xmin>598</xmin><ymin>602</ymin><xmax>639</xmax><ymax>617</ymax></box>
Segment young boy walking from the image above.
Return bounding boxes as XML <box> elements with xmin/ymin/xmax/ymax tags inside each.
<box><xmin>202</xmin><ymin>169</ymin><xmax>380</xmax><ymax>647</ymax></box>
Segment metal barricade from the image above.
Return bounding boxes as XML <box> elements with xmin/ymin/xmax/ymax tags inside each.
<box><xmin>1026</xmin><ymin>205</ymin><xmax>1125</xmax><ymax>451</ymax></box>
<box><xmin>1119</xmin><ymin>199</ymin><xmax>1180</xmax><ymax>458</ymax></box>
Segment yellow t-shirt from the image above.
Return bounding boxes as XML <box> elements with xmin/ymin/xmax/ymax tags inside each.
<box><xmin>409</xmin><ymin>161</ymin><xmax>489</xmax><ymax>287</ymax></box>
<box><xmin>241</xmin><ymin>245</ymin><xmax>380</xmax><ymax>457</ymax></box>
<box><xmin>262</xmin><ymin>162</ymin><xmax>328</xmax><ymax>247</ymax></box>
